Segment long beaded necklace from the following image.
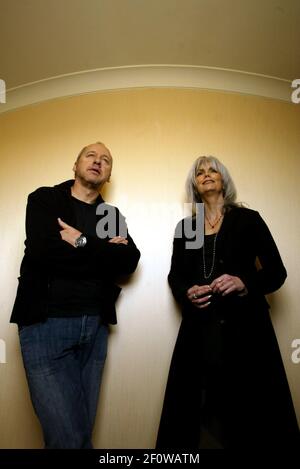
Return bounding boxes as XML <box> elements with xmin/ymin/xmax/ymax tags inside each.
<box><xmin>202</xmin><ymin>214</ymin><xmax>223</xmax><ymax>280</ymax></box>
<box><xmin>203</xmin><ymin>232</ymin><xmax>218</xmax><ymax>279</ymax></box>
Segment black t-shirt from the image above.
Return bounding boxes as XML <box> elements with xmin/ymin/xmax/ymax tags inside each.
<box><xmin>47</xmin><ymin>196</ymin><xmax>105</xmax><ymax>317</ymax></box>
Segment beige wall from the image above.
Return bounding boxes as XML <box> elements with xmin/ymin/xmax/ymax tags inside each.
<box><xmin>0</xmin><ymin>88</ymin><xmax>299</xmax><ymax>448</ymax></box>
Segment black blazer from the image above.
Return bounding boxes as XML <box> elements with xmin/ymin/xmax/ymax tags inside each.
<box><xmin>168</xmin><ymin>206</ymin><xmax>287</xmax><ymax>317</ymax></box>
<box><xmin>10</xmin><ymin>180</ymin><xmax>140</xmax><ymax>326</ymax></box>
<box><xmin>157</xmin><ymin>207</ymin><xmax>300</xmax><ymax>448</ymax></box>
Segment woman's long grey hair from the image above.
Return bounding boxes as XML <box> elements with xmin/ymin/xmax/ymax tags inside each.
<box><xmin>186</xmin><ymin>156</ymin><xmax>240</xmax><ymax>213</ymax></box>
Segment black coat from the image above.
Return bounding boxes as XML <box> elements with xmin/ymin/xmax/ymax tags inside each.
<box><xmin>10</xmin><ymin>180</ymin><xmax>140</xmax><ymax>326</ymax></box>
<box><xmin>157</xmin><ymin>207</ymin><xmax>299</xmax><ymax>448</ymax></box>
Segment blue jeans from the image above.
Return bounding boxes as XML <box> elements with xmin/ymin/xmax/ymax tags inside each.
<box><xmin>19</xmin><ymin>315</ymin><xmax>108</xmax><ymax>448</ymax></box>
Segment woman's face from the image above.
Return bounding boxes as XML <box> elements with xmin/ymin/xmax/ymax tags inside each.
<box><xmin>195</xmin><ymin>163</ymin><xmax>223</xmax><ymax>197</ymax></box>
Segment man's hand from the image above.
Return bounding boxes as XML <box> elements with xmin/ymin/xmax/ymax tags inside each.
<box><xmin>58</xmin><ymin>218</ymin><xmax>82</xmax><ymax>247</ymax></box>
<box><xmin>58</xmin><ymin>218</ymin><xmax>128</xmax><ymax>247</ymax></box>
<box><xmin>108</xmin><ymin>236</ymin><xmax>128</xmax><ymax>245</ymax></box>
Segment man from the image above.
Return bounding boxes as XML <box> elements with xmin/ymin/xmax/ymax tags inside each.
<box><xmin>10</xmin><ymin>142</ymin><xmax>140</xmax><ymax>448</ymax></box>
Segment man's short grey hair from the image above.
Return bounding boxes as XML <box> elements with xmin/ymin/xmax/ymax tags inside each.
<box><xmin>76</xmin><ymin>142</ymin><xmax>110</xmax><ymax>163</ymax></box>
<box><xmin>186</xmin><ymin>155</ymin><xmax>240</xmax><ymax>212</ymax></box>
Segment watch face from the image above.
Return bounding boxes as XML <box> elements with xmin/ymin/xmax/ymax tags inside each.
<box><xmin>76</xmin><ymin>235</ymin><xmax>86</xmax><ymax>248</ymax></box>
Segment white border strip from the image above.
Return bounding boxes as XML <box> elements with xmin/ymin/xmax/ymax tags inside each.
<box><xmin>0</xmin><ymin>65</ymin><xmax>293</xmax><ymax>114</ymax></box>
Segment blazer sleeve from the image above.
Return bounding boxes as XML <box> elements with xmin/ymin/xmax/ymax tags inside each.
<box><xmin>24</xmin><ymin>188</ymin><xmax>140</xmax><ymax>277</ymax></box>
<box><xmin>240</xmin><ymin>211</ymin><xmax>287</xmax><ymax>295</ymax></box>
<box><xmin>168</xmin><ymin>220</ymin><xmax>193</xmax><ymax>307</ymax></box>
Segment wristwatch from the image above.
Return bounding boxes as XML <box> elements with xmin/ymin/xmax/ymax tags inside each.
<box><xmin>74</xmin><ymin>234</ymin><xmax>87</xmax><ymax>248</ymax></box>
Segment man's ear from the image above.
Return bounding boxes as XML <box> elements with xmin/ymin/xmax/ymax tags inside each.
<box><xmin>72</xmin><ymin>162</ymin><xmax>77</xmax><ymax>173</ymax></box>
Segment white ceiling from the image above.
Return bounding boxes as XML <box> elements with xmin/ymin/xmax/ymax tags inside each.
<box><xmin>0</xmin><ymin>0</ymin><xmax>300</xmax><ymax>89</ymax></box>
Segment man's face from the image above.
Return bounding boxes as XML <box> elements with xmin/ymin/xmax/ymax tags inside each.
<box><xmin>73</xmin><ymin>143</ymin><xmax>113</xmax><ymax>189</ymax></box>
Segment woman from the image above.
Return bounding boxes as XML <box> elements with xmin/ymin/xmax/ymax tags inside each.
<box><xmin>156</xmin><ymin>156</ymin><xmax>299</xmax><ymax>449</ymax></box>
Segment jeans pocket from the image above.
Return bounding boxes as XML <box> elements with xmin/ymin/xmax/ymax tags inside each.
<box><xmin>18</xmin><ymin>324</ymin><xmax>35</xmax><ymax>335</ymax></box>
<box><xmin>18</xmin><ymin>322</ymin><xmax>40</xmax><ymax>337</ymax></box>
<box><xmin>18</xmin><ymin>324</ymin><xmax>28</xmax><ymax>334</ymax></box>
